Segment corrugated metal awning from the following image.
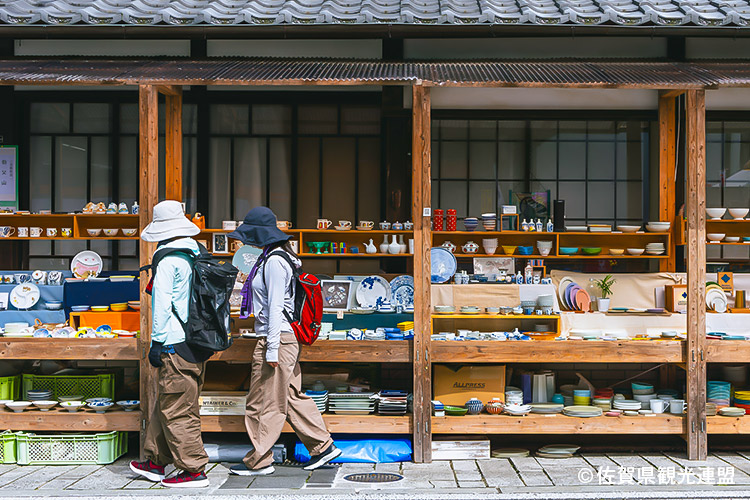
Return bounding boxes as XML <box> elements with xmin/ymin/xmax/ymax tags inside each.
<box><xmin>3</xmin><ymin>58</ymin><xmax>750</xmax><ymax>88</ymax></box>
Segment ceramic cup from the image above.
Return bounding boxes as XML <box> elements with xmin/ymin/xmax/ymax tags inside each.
<box><xmin>317</xmin><ymin>219</ymin><xmax>332</xmax><ymax>230</ymax></box>
<box><xmin>46</xmin><ymin>228</ymin><xmax>58</xmax><ymax>237</ymax></box>
<box><xmin>359</xmin><ymin>221</ymin><xmax>374</xmax><ymax>230</ymax></box>
<box><xmin>338</xmin><ymin>220</ymin><xmax>352</xmax><ymax>229</ymax></box>
<box><xmin>17</xmin><ymin>227</ymin><xmax>29</xmax><ymax>237</ymax></box>
<box><xmin>1</xmin><ymin>275</ymin><xmax>13</xmax><ymax>283</ymax></box>
<box><xmin>670</xmin><ymin>399</ymin><xmax>687</xmax><ymax>414</ymax></box>
<box><xmin>277</xmin><ymin>220</ymin><xmax>292</xmax><ymax>230</ymax></box>
<box><xmin>222</xmin><ymin>220</ymin><xmax>236</xmax><ymax>231</ymax></box>
<box><xmin>30</xmin><ymin>227</ymin><xmax>42</xmax><ymax>238</ymax></box>
<box><xmin>14</xmin><ymin>273</ymin><xmax>30</xmax><ymax>284</ymax></box>
<box><xmin>61</xmin><ymin>228</ymin><xmax>72</xmax><ymax>237</ymax></box>
<box><xmin>0</xmin><ymin>226</ymin><xmax>15</xmax><ymax>237</ymax></box>
<box><xmin>404</xmin><ymin>221</ymin><xmax>414</xmax><ymax>230</ymax></box>
<box><xmin>650</xmin><ymin>399</ymin><xmax>669</xmax><ymax>414</ymax></box>
<box><xmin>379</xmin><ymin>221</ymin><xmax>391</xmax><ymax>230</ymax></box>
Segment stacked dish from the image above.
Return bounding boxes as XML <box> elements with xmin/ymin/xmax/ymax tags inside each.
<box><xmin>734</xmin><ymin>390</ymin><xmax>750</xmax><ymax>413</ymax></box>
<box><xmin>460</xmin><ymin>306</ymin><xmax>481</xmax><ymax>315</ymax></box>
<box><xmin>613</xmin><ymin>400</ymin><xmax>642</xmax><ymax>412</ymax></box>
<box><xmin>3</xmin><ymin>322</ymin><xmax>31</xmax><ymax>338</ymax></box>
<box><xmin>27</xmin><ymin>390</ymin><xmax>53</xmax><ymax>401</ymax></box>
<box><xmin>562</xmin><ymin>406</ymin><xmax>602</xmax><ymax>418</ymax></box>
<box><xmin>363</xmin><ymin>330</ymin><xmax>386</xmax><ymax>340</ymax></box>
<box><xmin>306</xmin><ymin>390</ymin><xmax>328</xmax><ymax>412</ymax></box>
<box><xmin>645</xmin><ymin>221</ymin><xmax>671</xmax><ymax>232</ymax></box>
<box><xmin>537</xmin><ymin>444</ymin><xmax>580</xmax><ymax>458</ymax></box>
<box><xmin>328</xmin><ymin>393</ymin><xmax>376</xmax><ymax>415</ymax></box>
<box><xmin>593</xmin><ymin>398</ymin><xmax>612</xmax><ymax>411</ymax></box>
<box><xmin>706</xmin><ymin>402</ymin><xmax>718</xmax><ymax>416</ymax></box>
<box><xmin>707</xmin><ymin>381</ymin><xmax>731</xmax><ymax>408</ymax></box>
<box><xmin>573</xmin><ymin>390</ymin><xmax>591</xmax><ymax>406</ymax></box>
<box><xmin>706</xmin><ymin>284</ymin><xmax>728</xmax><ymax>313</ymax></box>
<box><xmin>504</xmin><ymin>404</ymin><xmax>532</xmax><ymax>416</ymax></box>
<box><xmin>536</xmin><ymin>240</ymin><xmax>553</xmax><ymax>257</ymax></box>
<box><xmin>505</xmin><ymin>388</ymin><xmax>523</xmax><ymax>405</ymax></box>
<box><xmin>434</xmin><ymin>305</ymin><xmax>455</xmax><ymax>315</ymax></box>
<box><xmin>378</xmin><ymin>390</ymin><xmax>408</xmax><ymax>415</ymax></box>
<box><xmin>719</xmin><ymin>407</ymin><xmax>746</xmax><ymax>417</ymax></box>
<box><xmin>492</xmin><ymin>448</ymin><xmax>529</xmax><ymax>458</ymax></box>
<box><xmin>557</xmin><ymin>276</ymin><xmax>592</xmax><ymax>312</ymax></box>
<box><xmin>530</xmin><ymin>403</ymin><xmax>563</xmax><ymax>414</ymax></box>
<box><xmin>645</xmin><ymin>242</ymin><xmax>665</xmax><ymax>255</ymax></box>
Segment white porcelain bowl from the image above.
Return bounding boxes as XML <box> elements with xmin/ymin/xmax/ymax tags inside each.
<box><xmin>728</xmin><ymin>208</ymin><xmax>749</xmax><ymax>220</ymax></box>
<box><xmin>87</xmin><ymin>228</ymin><xmax>102</xmax><ymax>237</ymax></box>
<box><xmin>103</xmin><ymin>228</ymin><xmax>119</xmax><ymax>237</ymax></box>
<box><xmin>725</xmin><ymin>236</ymin><xmax>741</xmax><ymax>243</ymax></box>
<box><xmin>6</xmin><ymin>401</ymin><xmax>31</xmax><ymax>412</ymax></box>
<box><xmin>32</xmin><ymin>401</ymin><xmax>58</xmax><ymax>412</ymax></box>
<box><xmin>707</xmin><ymin>233</ymin><xmax>726</xmax><ymax>242</ymax></box>
<box><xmin>536</xmin><ymin>241</ymin><xmax>554</xmax><ymax>248</ymax></box>
<box><xmin>617</xmin><ymin>225</ymin><xmax>641</xmax><ymax>233</ymax></box>
<box><xmin>646</xmin><ymin>222</ymin><xmax>671</xmax><ymax>232</ymax></box>
<box><xmin>0</xmin><ymin>400</ymin><xmax>13</xmax><ymax>408</ymax></box>
<box><xmin>122</xmin><ymin>228</ymin><xmax>138</xmax><ymax>237</ymax></box>
<box><xmin>627</xmin><ymin>248</ymin><xmax>645</xmax><ymax>256</ymax></box>
<box><xmin>706</xmin><ymin>208</ymin><xmax>727</xmax><ymax>219</ymax></box>
<box><xmin>60</xmin><ymin>401</ymin><xmax>85</xmax><ymax>412</ymax></box>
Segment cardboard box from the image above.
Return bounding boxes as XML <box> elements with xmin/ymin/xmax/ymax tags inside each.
<box><xmin>433</xmin><ymin>365</ymin><xmax>505</xmax><ymax>406</ymax></box>
<box><xmin>199</xmin><ymin>391</ymin><xmax>246</xmax><ymax>416</ymax></box>
<box><xmin>665</xmin><ymin>284</ymin><xmax>688</xmax><ymax>313</ymax></box>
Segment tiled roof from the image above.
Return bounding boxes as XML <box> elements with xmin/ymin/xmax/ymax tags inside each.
<box><xmin>0</xmin><ymin>0</ymin><xmax>749</xmax><ymax>27</ymax></box>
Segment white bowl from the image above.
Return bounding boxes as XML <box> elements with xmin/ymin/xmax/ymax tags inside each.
<box><xmin>706</xmin><ymin>208</ymin><xmax>727</xmax><ymax>220</ymax></box>
<box><xmin>87</xmin><ymin>228</ymin><xmax>102</xmax><ymax>237</ymax></box>
<box><xmin>646</xmin><ymin>249</ymin><xmax>665</xmax><ymax>255</ymax></box>
<box><xmin>627</xmin><ymin>248</ymin><xmax>645</xmax><ymax>256</ymax></box>
<box><xmin>725</xmin><ymin>236</ymin><xmax>741</xmax><ymax>243</ymax></box>
<box><xmin>0</xmin><ymin>400</ymin><xmax>13</xmax><ymax>408</ymax></box>
<box><xmin>6</xmin><ymin>401</ymin><xmax>31</xmax><ymax>412</ymax></box>
<box><xmin>60</xmin><ymin>401</ymin><xmax>85</xmax><ymax>412</ymax></box>
<box><xmin>646</xmin><ymin>222</ymin><xmax>671</xmax><ymax>232</ymax></box>
<box><xmin>103</xmin><ymin>228</ymin><xmax>119</xmax><ymax>237</ymax></box>
<box><xmin>617</xmin><ymin>225</ymin><xmax>641</xmax><ymax>233</ymax></box>
<box><xmin>707</xmin><ymin>233</ymin><xmax>726</xmax><ymax>242</ymax></box>
<box><xmin>538</xmin><ymin>247</ymin><xmax>551</xmax><ymax>257</ymax></box>
<box><xmin>728</xmin><ymin>208</ymin><xmax>749</xmax><ymax>220</ymax></box>
<box><xmin>32</xmin><ymin>401</ymin><xmax>58</xmax><ymax>411</ymax></box>
<box><xmin>536</xmin><ymin>241</ymin><xmax>553</xmax><ymax>248</ymax></box>
<box><xmin>122</xmin><ymin>228</ymin><xmax>138</xmax><ymax>237</ymax></box>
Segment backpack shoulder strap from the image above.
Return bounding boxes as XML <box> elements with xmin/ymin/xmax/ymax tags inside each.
<box><xmin>139</xmin><ymin>247</ymin><xmax>193</xmax><ymax>275</ymax></box>
<box><xmin>263</xmin><ymin>250</ymin><xmax>297</xmax><ymax>324</ymax></box>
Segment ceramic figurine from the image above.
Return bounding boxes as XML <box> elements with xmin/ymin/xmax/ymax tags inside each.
<box><xmin>132</xmin><ymin>201</ymin><xmax>139</xmax><ymax>215</ymax></box>
<box><xmin>118</xmin><ymin>202</ymin><xmax>128</xmax><ymax>214</ymax></box>
<box><xmin>365</xmin><ymin>239</ymin><xmax>377</xmax><ymax>254</ymax></box>
<box><xmin>389</xmin><ymin>235</ymin><xmax>401</xmax><ymax>254</ymax></box>
<box><xmin>441</xmin><ymin>241</ymin><xmax>456</xmax><ymax>253</ymax></box>
<box><xmin>380</xmin><ymin>235</ymin><xmax>390</xmax><ymax>253</ymax></box>
<box><xmin>398</xmin><ymin>235</ymin><xmax>407</xmax><ymax>253</ymax></box>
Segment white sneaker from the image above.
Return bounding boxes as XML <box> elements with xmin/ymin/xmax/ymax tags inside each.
<box><xmin>229</xmin><ymin>464</ymin><xmax>275</xmax><ymax>476</ymax></box>
<box><xmin>303</xmin><ymin>445</ymin><xmax>342</xmax><ymax>471</ymax></box>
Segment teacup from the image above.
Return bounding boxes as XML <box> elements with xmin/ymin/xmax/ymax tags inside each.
<box><xmin>14</xmin><ymin>273</ymin><xmax>31</xmax><ymax>284</ymax></box>
<box><xmin>46</xmin><ymin>228</ymin><xmax>58</xmax><ymax>237</ymax></box>
<box><xmin>17</xmin><ymin>227</ymin><xmax>29</xmax><ymax>237</ymax></box>
<box><xmin>379</xmin><ymin>222</ymin><xmax>391</xmax><ymax>230</ymax></box>
<box><xmin>359</xmin><ymin>221</ymin><xmax>374</xmax><ymax>230</ymax></box>
<box><xmin>222</xmin><ymin>220</ymin><xmax>236</xmax><ymax>231</ymax></box>
<box><xmin>277</xmin><ymin>220</ymin><xmax>292</xmax><ymax>230</ymax></box>
<box><xmin>0</xmin><ymin>226</ymin><xmax>15</xmax><ymax>237</ymax></box>
<box><xmin>1</xmin><ymin>275</ymin><xmax>13</xmax><ymax>283</ymax></box>
<box><xmin>61</xmin><ymin>228</ymin><xmax>72</xmax><ymax>237</ymax></box>
<box><xmin>338</xmin><ymin>220</ymin><xmax>352</xmax><ymax>229</ymax></box>
<box><xmin>670</xmin><ymin>399</ymin><xmax>687</xmax><ymax>414</ymax></box>
<box><xmin>316</xmin><ymin>219</ymin><xmax>332</xmax><ymax>230</ymax></box>
<box><xmin>30</xmin><ymin>227</ymin><xmax>43</xmax><ymax>238</ymax></box>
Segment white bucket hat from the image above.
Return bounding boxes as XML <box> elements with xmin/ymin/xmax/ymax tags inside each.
<box><xmin>140</xmin><ymin>200</ymin><xmax>200</xmax><ymax>243</ymax></box>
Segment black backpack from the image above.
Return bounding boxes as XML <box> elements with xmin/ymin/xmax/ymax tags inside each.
<box><xmin>143</xmin><ymin>244</ymin><xmax>239</xmax><ymax>353</ymax></box>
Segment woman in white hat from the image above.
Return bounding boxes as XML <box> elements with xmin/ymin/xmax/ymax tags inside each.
<box><xmin>130</xmin><ymin>200</ymin><xmax>210</xmax><ymax>488</ymax></box>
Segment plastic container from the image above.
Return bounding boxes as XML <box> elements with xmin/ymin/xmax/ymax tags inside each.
<box><xmin>16</xmin><ymin>431</ymin><xmax>127</xmax><ymax>465</ymax></box>
<box><xmin>0</xmin><ymin>375</ymin><xmax>20</xmax><ymax>401</ymax></box>
<box><xmin>22</xmin><ymin>374</ymin><xmax>114</xmax><ymax>400</ymax></box>
<box><xmin>0</xmin><ymin>431</ymin><xmax>19</xmax><ymax>464</ymax></box>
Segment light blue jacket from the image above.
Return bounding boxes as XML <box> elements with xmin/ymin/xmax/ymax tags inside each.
<box><xmin>150</xmin><ymin>238</ymin><xmax>200</xmax><ymax>346</ymax></box>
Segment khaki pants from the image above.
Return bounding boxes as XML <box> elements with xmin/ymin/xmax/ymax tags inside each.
<box><xmin>243</xmin><ymin>332</ymin><xmax>333</xmax><ymax>469</ymax></box>
<box><xmin>144</xmin><ymin>352</ymin><xmax>208</xmax><ymax>474</ymax></box>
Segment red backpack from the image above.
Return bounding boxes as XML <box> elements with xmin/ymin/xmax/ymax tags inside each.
<box><xmin>265</xmin><ymin>250</ymin><xmax>323</xmax><ymax>345</ymax></box>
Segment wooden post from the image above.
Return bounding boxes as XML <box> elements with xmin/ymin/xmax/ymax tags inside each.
<box><xmin>412</xmin><ymin>84</ymin><xmax>432</xmax><ymax>463</ymax></box>
<box><xmin>685</xmin><ymin>89</ymin><xmax>707</xmax><ymax>461</ymax></box>
<box><xmin>659</xmin><ymin>91</ymin><xmax>678</xmax><ymax>272</ymax></box>
<box><xmin>138</xmin><ymin>85</ymin><xmax>159</xmax><ymax>457</ymax></box>
<box><xmin>162</xmin><ymin>86</ymin><xmax>183</xmax><ymax>201</ymax></box>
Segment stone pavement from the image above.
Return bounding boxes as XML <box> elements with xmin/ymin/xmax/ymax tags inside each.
<box><xmin>3</xmin><ymin>452</ymin><xmax>750</xmax><ymax>499</ymax></box>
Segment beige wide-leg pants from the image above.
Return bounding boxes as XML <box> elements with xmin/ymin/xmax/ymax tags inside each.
<box><xmin>243</xmin><ymin>332</ymin><xmax>333</xmax><ymax>469</ymax></box>
<box><xmin>143</xmin><ymin>352</ymin><xmax>208</xmax><ymax>473</ymax></box>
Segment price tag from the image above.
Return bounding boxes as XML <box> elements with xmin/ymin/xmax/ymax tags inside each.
<box><xmin>336</xmin><ymin>310</ymin><xmax>344</xmax><ymax>320</ymax></box>
<box><xmin>423</xmin><ymin>207</ymin><xmax>431</xmax><ymax>217</ymax></box>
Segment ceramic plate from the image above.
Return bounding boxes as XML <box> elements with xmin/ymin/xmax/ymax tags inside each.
<box><xmin>567</xmin><ymin>284</ymin><xmax>581</xmax><ymax>311</ymax></box>
<box><xmin>390</xmin><ymin>275</ymin><xmax>415</xmax><ymax>308</ymax></box>
<box><xmin>232</xmin><ymin>245</ymin><xmax>263</xmax><ymax>274</ymax></box>
<box><xmin>71</xmin><ymin>250</ymin><xmax>103</xmax><ymax>279</ymax></box>
<box><xmin>558</xmin><ymin>277</ymin><xmax>575</xmax><ymax>308</ymax></box>
<box><xmin>356</xmin><ymin>276</ymin><xmax>392</xmax><ymax>309</ymax></box>
<box><xmin>430</xmin><ymin>247</ymin><xmax>457</xmax><ymax>284</ymax></box>
<box><xmin>575</xmin><ymin>289</ymin><xmax>590</xmax><ymax>312</ymax></box>
<box><xmin>10</xmin><ymin>283</ymin><xmax>40</xmax><ymax>310</ymax></box>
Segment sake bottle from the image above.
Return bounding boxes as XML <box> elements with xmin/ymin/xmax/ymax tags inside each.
<box><xmin>536</xmin><ymin>219</ymin><xmax>543</xmax><ymax>232</ymax></box>
<box><xmin>521</xmin><ymin>219</ymin><xmax>529</xmax><ymax>232</ymax></box>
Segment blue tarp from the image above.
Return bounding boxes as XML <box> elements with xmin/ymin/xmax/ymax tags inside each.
<box><xmin>295</xmin><ymin>437</ymin><xmax>412</xmax><ymax>463</ymax></box>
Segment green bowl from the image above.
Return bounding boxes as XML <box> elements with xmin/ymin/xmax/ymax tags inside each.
<box><xmin>582</xmin><ymin>247</ymin><xmax>602</xmax><ymax>255</ymax></box>
<box><xmin>444</xmin><ymin>406</ymin><xmax>469</xmax><ymax>416</ymax></box>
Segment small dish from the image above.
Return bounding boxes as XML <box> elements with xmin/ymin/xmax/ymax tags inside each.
<box><xmin>626</xmin><ymin>248</ymin><xmax>645</xmax><ymax>256</ymax></box>
<box><xmin>91</xmin><ymin>306</ymin><xmax>109</xmax><ymax>312</ymax></box>
<box><xmin>728</xmin><ymin>208</ymin><xmax>749</xmax><ymax>220</ymax></box>
<box><xmin>122</xmin><ymin>228</ymin><xmax>138</xmax><ymax>237</ymax></box>
<box><xmin>116</xmin><ymin>400</ymin><xmax>140</xmax><ymax>412</ymax></box>
<box><xmin>60</xmin><ymin>401</ymin><xmax>85</xmax><ymax>412</ymax></box>
<box><xmin>103</xmin><ymin>229</ymin><xmax>119</xmax><ymax>237</ymax></box>
<box><xmin>87</xmin><ymin>401</ymin><xmax>113</xmax><ymax>413</ymax></box>
<box><xmin>502</xmin><ymin>245</ymin><xmax>517</xmax><ymax>255</ymax></box>
<box><xmin>44</xmin><ymin>301</ymin><xmax>63</xmax><ymax>310</ymax></box>
<box><xmin>6</xmin><ymin>401</ymin><xmax>31</xmax><ymax>413</ymax></box>
<box><xmin>87</xmin><ymin>228</ymin><xmax>102</xmax><ymax>237</ymax></box>
<box><xmin>609</xmin><ymin>248</ymin><xmax>625</xmax><ymax>255</ymax></box>
<box><xmin>517</xmin><ymin>246</ymin><xmax>533</xmax><ymax>255</ymax></box>
<box><xmin>444</xmin><ymin>405</ymin><xmax>469</xmax><ymax>416</ymax></box>
<box><xmin>725</xmin><ymin>236</ymin><xmax>741</xmax><ymax>243</ymax></box>
<box><xmin>110</xmin><ymin>303</ymin><xmax>128</xmax><ymax>312</ymax></box>
<box><xmin>32</xmin><ymin>401</ymin><xmax>58</xmax><ymax>412</ymax></box>
<box><xmin>582</xmin><ymin>247</ymin><xmax>601</xmax><ymax>255</ymax></box>
<box><xmin>616</xmin><ymin>225</ymin><xmax>641</xmax><ymax>233</ymax></box>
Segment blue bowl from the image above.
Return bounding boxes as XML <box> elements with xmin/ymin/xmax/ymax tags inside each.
<box><xmin>560</xmin><ymin>247</ymin><xmax>579</xmax><ymax>255</ymax></box>
<box><xmin>517</xmin><ymin>246</ymin><xmax>533</xmax><ymax>255</ymax></box>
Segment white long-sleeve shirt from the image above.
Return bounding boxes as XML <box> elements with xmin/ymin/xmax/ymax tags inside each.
<box><xmin>252</xmin><ymin>251</ymin><xmax>299</xmax><ymax>362</ymax></box>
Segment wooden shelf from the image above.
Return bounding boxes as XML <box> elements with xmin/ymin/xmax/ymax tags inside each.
<box><xmin>707</xmin><ymin>415</ymin><xmax>750</xmax><ymax>434</ymax></box>
<box><xmin>298</xmin><ymin>253</ymin><xmax>412</xmax><ymax>258</ymax></box>
<box><xmin>211</xmin><ymin>339</ymin><xmax>412</xmax><ymax>363</ymax></box>
<box><xmin>432</xmin><ymin>414</ymin><xmax>684</xmax><ymax>434</ymax></box>
<box><xmin>705</xmin><ymin>339</ymin><xmax>750</xmax><ymax>363</ymax></box>
<box><xmin>551</xmin><ymin>254</ymin><xmax>669</xmax><ymax>259</ymax></box>
<box><xmin>0</xmin><ymin>408</ymin><xmax>141</xmax><ymax>431</ymax></box>
<box><xmin>706</xmin><ymin>242</ymin><xmax>750</xmax><ymax>246</ymax></box>
<box><xmin>202</xmin><ymin>414</ymin><xmax>412</xmax><ymax>433</ymax></box>
<box><xmin>0</xmin><ymin>338</ymin><xmax>139</xmax><ymax>360</ymax></box>
<box><xmin>0</xmin><ymin>237</ymin><xmax>138</xmax><ymax>241</ymax></box>
<box><xmin>432</xmin><ymin>314</ymin><xmax>560</xmax><ymax>319</ymax></box>
<box><xmin>296</xmin><ymin>229</ymin><xmax>413</xmax><ymax>235</ymax></box>
<box><xmin>430</xmin><ymin>340</ymin><xmax>685</xmax><ymax>363</ymax></box>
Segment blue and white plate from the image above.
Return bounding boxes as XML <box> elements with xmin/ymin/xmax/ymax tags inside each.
<box><xmin>356</xmin><ymin>276</ymin><xmax>392</xmax><ymax>309</ymax></box>
<box><xmin>430</xmin><ymin>247</ymin><xmax>457</xmax><ymax>284</ymax></box>
<box><xmin>390</xmin><ymin>275</ymin><xmax>415</xmax><ymax>308</ymax></box>
<box><xmin>232</xmin><ymin>245</ymin><xmax>263</xmax><ymax>274</ymax></box>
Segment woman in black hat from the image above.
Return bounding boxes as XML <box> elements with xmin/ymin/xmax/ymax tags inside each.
<box><xmin>228</xmin><ymin>207</ymin><xmax>341</xmax><ymax>476</ymax></box>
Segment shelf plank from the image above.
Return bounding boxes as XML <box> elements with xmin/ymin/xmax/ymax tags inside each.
<box><xmin>432</xmin><ymin>414</ymin><xmax>685</xmax><ymax>434</ymax></box>
<box><xmin>430</xmin><ymin>340</ymin><xmax>685</xmax><ymax>363</ymax></box>
<box><xmin>0</xmin><ymin>338</ymin><xmax>139</xmax><ymax>360</ymax></box>
<box><xmin>298</xmin><ymin>253</ymin><xmax>413</xmax><ymax>258</ymax></box>
<box><xmin>432</xmin><ymin>314</ymin><xmax>559</xmax><ymax>319</ymax></box>
<box><xmin>211</xmin><ymin>339</ymin><xmax>412</xmax><ymax>363</ymax></box>
<box><xmin>707</xmin><ymin>415</ymin><xmax>750</xmax><ymax>434</ymax></box>
<box><xmin>705</xmin><ymin>340</ymin><xmax>750</xmax><ymax>363</ymax></box>
<box><xmin>201</xmin><ymin>414</ymin><xmax>412</xmax><ymax>433</ymax></box>
<box><xmin>0</xmin><ymin>408</ymin><xmax>141</xmax><ymax>431</ymax></box>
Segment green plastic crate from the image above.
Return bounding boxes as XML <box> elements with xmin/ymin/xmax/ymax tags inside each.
<box><xmin>0</xmin><ymin>431</ymin><xmax>19</xmax><ymax>464</ymax></box>
<box><xmin>16</xmin><ymin>431</ymin><xmax>127</xmax><ymax>465</ymax></box>
<box><xmin>0</xmin><ymin>375</ymin><xmax>20</xmax><ymax>400</ymax></box>
<box><xmin>22</xmin><ymin>374</ymin><xmax>114</xmax><ymax>400</ymax></box>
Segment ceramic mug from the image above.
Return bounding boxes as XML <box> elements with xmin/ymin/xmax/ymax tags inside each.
<box><xmin>14</xmin><ymin>273</ymin><xmax>31</xmax><ymax>284</ymax></box>
<box><xmin>670</xmin><ymin>399</ymin><xmax>687</xmax><ymax>414</ymax></box>
<box><xmin>61</xmin><ymin>228</ymin><xmax>72</xmax><ymax>237</ymax></box>
<box><xmin>1</xmin><ymin>275</ymin><xmax>12</xmax><ymax>283</ymax></box>
<box><xmin>17</xmin><ymin>227</ymin><xmax>28</xmax><ymax>237</ymax></box>
<box><xmin>46</xmin><ymin>228</ymin><xmax>58</xmax><ymax>237</ymax></box>
<box><xmin>316</xmin><ymin>219</ymin><xmax>332</xmax><ymax>230</ymax></box>
<box><xmin>277</xmin><ymin>220</ymin><xmax>292</xmax><ymax>230</ymax></box>
<box><xmin>30</xmin><ymin>227</ymin><xmax>42</xmax><ymax>238</ymax></box>
<box><xmin>222</xmin><ymin>220</ymin><xmax>236</xmax><ymax>231</ymax></box>
<box><xmin>650</xmin><ymin>399</ymin><xmax>669</xmax><ymax>414</ymax></box>
<box><xmin>359</xmin><ymin>221</ymin><xmax>374</xmax><ymax>230</ymax></box>
<box><xmin>0</xmin><ymin>226</ymin><xmax>15</xmax><ymax>237</ymax></box>
<box><xmin>338</xmin><ymin>220</ymin><xmax>352</xmax><ymax>229</ymax></box>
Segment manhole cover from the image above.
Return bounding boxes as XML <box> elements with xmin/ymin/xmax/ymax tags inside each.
<box><xmin>344</xmin><ymin>472</ymin><xmax>404</xmax><ymax>483</ymax></box>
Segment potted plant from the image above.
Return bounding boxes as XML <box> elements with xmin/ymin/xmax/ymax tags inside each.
<box><xmin>593</xmin><ymin>274</ymin><xmax>616</xmax><ymax>312</ymax></box>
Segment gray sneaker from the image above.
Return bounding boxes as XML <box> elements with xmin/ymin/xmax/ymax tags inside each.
<box><xmin>229</xmin><ymin>464</ymin><xmax>275</xmax><ymax>476</ymax></box>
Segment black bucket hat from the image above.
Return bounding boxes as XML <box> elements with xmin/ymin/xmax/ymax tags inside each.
<box><xmin>228</xmin><ymin>206</ymin><xmax>291</xmax><ymax>247</ymax></box>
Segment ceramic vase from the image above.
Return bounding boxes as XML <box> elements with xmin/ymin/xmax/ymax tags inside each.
<box><xmin>380</xmin><ymin>235</ymin><xmax>390</xmax><ymax>253</ymax></box>
<box><xmin>389</xmin><ymin>235</ymin><xmax>401</xmax><ymax>254</ymax></box>
<box><xmin>365</xmin><ymin>239</ymin><xmax>377</xmax><ymax>254</ymax></box>
<box><xmin>398</xmin><ymin>235</ymin><xmax>407</xmax><ymax>253</ymax></box>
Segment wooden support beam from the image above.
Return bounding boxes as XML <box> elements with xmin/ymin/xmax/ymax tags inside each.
<box><xmin>412</xmin><ymin>84</ymin><xmax>432</xmax><ymax>464</ymax></box>
<box><xmin>659</xmin><ymin>91</ymin><xmax>678</xmax><ymax>272</ymax></box>
<box><xmin>660</xmin><ymin>89</ymin><xmax>687</xmax><ymax>100</ymax></box>
<box><xmin>685</xmin><ymin>89</ymin><xmax>707</xmax><ymax>461</ymax></box>
<box><xmin>156</xmin><ymin>85</ymin><xmax>183</xmax><ymax>97</ymax></box>
<box><xmin>165</xmin><ymin>88</ymin><xmax>183</xmax><ymax>201</ymax></box>
<box><xmin>138</xmin><ymin>85</ymin><xmax>159</xmax><ymax>458</ymax></box>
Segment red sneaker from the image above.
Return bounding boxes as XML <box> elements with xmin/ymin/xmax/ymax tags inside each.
<box><xmin>130</xmin><ymin>460</ymin><xmax>166</xmax><ymax>482</ymax></box>
<box><xmin>161</xmin><ymin>471</ymin><xmax>209</xmax><ymax>488</ymax></box>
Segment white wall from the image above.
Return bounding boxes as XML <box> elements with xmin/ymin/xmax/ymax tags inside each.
<box><xmin>404</xmin><ymin>37</ymin><xmax>667</xmax><ymax>60</ymax></box>
<box><xmin>207</xmin><ymin>40</ymin><xmax>382</xmax><ymax>58</ymax></box>
<box><xmin>14</xmin><ymin>39</ymin><xmax>190</xmax><ymax>56</ymax></box>
<box><xmin>706</xmin><ymin>88</ymin><xmax>750</xmax><ymax>110</ymax></box>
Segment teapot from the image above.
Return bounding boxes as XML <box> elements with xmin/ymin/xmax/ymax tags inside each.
<box><xmin>191</xmin><ymin>213</ymin><xmax>205</xmax><ymax>230</ymax></box>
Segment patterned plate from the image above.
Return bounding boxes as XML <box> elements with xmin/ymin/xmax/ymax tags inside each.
<box><xmin>356</xmin><ymin>276</ymin><xmax>392</xmax><ymax>309</ymax></box>
<box><xmin>390</xmin><ymin>275</ymin><xmax>415</xmax><ymax>308</ymax></box>
<box><xmin>430</xmin><ymin>247</ymin><xmax>457</xmax><ymax>284</ymax></box>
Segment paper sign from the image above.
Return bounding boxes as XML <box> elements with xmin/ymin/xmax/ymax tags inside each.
<box><xmin>0</xmin><ymin>146</ymin><xmax>17</xmax><ymax>208</ymax></box>
<box><xmin>718</xmin><ymin>272</ymin><xmax>734</xmax><ymax>292</ymax></box>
